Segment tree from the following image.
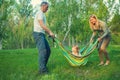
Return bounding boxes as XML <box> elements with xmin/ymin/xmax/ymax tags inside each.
<box><xmin>1</xmin><ymin>0</ymin><xmax>34</xmax><ymax>49</ymax></box>
<box><xmin>0</xmin><ymin>0</ymin><xmax>14</xmax><ymax>49</ymax></box>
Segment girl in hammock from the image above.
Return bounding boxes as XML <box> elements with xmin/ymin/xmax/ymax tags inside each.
<box><xmin>72</xmin><ymin>45</ymin><xmax>82</xmax><ymax>56</ymax></box>
<box><xmin>89</xmin><ymin>14</ymin><xmax>111</xmax><ymax>66</ymax></box>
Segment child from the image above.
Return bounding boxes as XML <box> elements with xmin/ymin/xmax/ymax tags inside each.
<box><xmin>72</xmin><ymin>45</ymin><xmax>82</xmax><ymax>56</ymax></box>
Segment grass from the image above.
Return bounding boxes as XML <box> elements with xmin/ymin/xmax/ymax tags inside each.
<box><xmin>0</xmin><ymin>45</ymin><xmax>120</xmax><ymax>80</ymax></box>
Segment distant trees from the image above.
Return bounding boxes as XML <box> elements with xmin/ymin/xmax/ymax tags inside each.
<box><xmin>0</xmin><ymin>0</ymin><xmax>34</xmax><ymax>49</ymax></box>
<box><xmin>0</xmin><ymin>0</ymin><xmax>120</xmax><ymax>49</ymax></box>
<box><xmin>0</xmin><ymin>0</ymin><xmax>15</xmax><ymax>49</ymax></box>
<box><xmin>47</xmin><ymin>0</ymin><xmax>112</xmax><ymax>46</ymax></box>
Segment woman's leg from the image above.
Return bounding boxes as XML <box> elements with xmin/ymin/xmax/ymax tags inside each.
<box><xmin>98</xmin><ymin>49</ymin><xmax>104</xmax><ymax>65</ymax></box>
<box><xmin>98</xmin><ymin>40</ymin><xmax>104</xmax><ymax>65</ymax></box>
<box><xmin>99</xmin><ymin>37</ymin><xmax>110</xmax><ymax>65</ymax></box>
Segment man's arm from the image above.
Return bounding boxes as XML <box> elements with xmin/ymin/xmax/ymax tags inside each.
<box><xmin>38</xmin><ymin>20</ymin><xmax>54</xmax><ymax>37</ymax></box>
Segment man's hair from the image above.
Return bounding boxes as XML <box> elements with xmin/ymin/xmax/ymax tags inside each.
<box><xmin>40</xmin><ymin>2</ymin><xmax>49</xmax><ymax>6</ymax></box>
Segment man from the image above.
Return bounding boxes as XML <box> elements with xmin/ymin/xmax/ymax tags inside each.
<box><xmin>33</xmin><ymin>2</ymin><xmax>55</xmax><ymax>74</ymax></box>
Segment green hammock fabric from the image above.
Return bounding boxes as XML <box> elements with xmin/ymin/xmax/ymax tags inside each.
<box><xmin>55</xmin><ymin>38</ymin><xmax>98</xmax><ymax>66</ymax></box>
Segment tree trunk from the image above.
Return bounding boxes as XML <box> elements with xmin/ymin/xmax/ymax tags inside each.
<box><xmin>68</xmin><ymin>35</ymin><xmax>71</xmax><ymax>46</ymax></box>
<box><xmin>72</xmin><ymin>36</ymin><xmax>75</xmax><ymax>46</ymax></box>
<box><xmin>0</xmin><ymin>40</ymin><xmax>2</xmax><ymax>50</ymax></box>
<box><xmin>21</xmin><ymin>41</ymin><xmax>24</xmax><ymax>49</ymax></box>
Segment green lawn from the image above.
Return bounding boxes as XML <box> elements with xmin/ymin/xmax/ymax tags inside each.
<box><xmin>0</xmin><ymin>45</ymin><xmax>120</xmax><ymax>80</ymax></box>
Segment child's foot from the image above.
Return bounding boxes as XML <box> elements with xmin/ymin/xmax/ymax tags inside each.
<box><xmin>98</xmin><ymin>62</ymin><xmax>104</xmax><ymax>66</ymax></box>
<box><xmin>104</xmin><ymin>60</ymin><xmax>110</xmax><ymax>66</ymax></box>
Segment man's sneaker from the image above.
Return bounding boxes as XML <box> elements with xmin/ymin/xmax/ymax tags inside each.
<box><xmin>39</xmin><ymin>70</ymin><xmax>49</xmax><ymax>75</ymax></box>
<box><xmin>36</xmin><ymin>70</ymin><xmax>49</xmax><ymax>76</ymax></box>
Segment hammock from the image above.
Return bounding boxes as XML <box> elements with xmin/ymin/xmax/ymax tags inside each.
<box><xmin>54</xmin><ymin>38</ymin><xmax>98</xmax><ymax>66</ymax></box>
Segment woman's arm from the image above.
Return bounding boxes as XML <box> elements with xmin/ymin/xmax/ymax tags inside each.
<box><xmin>100</xmin><ymin>22</ymin><xmax>109</xmax><ymax>39</ymax></box>
<box><xmin>90</xmin><ymin>31</ymin><xmax>96</xmax><ymax>43</ymax></box>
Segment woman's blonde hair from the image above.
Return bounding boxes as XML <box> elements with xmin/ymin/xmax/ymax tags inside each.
<box><xmin>89</xmin><ymin>14</ymin><xmax>99</xmax><ymax>31</ymax></box>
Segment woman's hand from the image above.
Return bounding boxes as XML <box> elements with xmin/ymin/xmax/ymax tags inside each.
<box><xmin>90</xmin><ymin>39</ymin><xmax>93</xmax><ymax>43</ymax></box>
<box><xmin>98</xmin><ymin>38</ymin><xmax>102</xmax><ymax>42</ymax></box>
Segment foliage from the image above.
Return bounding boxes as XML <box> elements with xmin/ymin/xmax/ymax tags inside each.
<box><xmin>1</xmin><ymin>0</ymin><xmax>35</xmax><ymax>49</ymax></box>
<box><xmin>0</xmin><ymin>0</ymin><xmax>14</xmax><ymax>47</ymax></box>
<box><xmin>0</xmin><ymin>0</ymin><xmax>120</xmax><ymax>49</ymax></box>
<box><xmin>47</xmin><ymin>0</ymin><xmax>111</xmax><ymax>45</ymax></box>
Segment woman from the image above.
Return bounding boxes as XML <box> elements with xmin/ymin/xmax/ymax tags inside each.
<box><xmin>89</xmin><ymin>14</ymin><xmax>111</xmax><ymax>66</ymax></box>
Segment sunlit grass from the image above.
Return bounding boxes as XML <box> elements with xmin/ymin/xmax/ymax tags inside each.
<box><xmin>0</xmin><ymin>45</ymin><xmax>120</xmax><ymax>80</ymax></box>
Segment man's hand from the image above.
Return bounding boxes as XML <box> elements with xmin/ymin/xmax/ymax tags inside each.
<box><xmin>49</xmin><ymin>32</ymin><xmax>55</xmax><ymax>38</ymax></box>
